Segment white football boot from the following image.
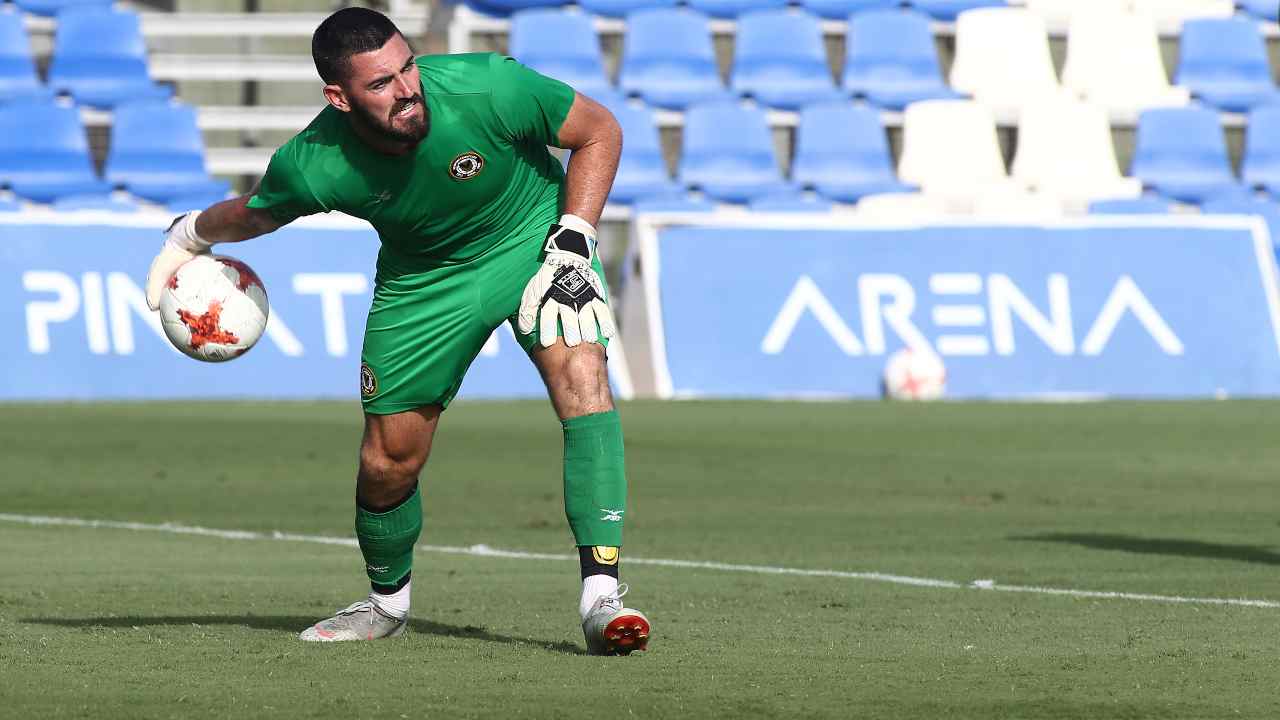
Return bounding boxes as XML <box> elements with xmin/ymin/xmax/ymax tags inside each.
<box><xmin>299</xmin><ymin>598</ymin><xmax>407</xmax><ymax>642</ymax></box>
<box><xmin>581</xmin><ymin>584</ymin><xmax>650</xmax><ymax>655</ymax></box>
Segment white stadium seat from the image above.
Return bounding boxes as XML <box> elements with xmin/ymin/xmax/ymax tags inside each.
<box><xmin>972</xmin><ymin>185</ymin><xmax>1065</xmax><ymax>220</ymax></box>
<box><xmin>1130</xmin><ymin>0</ymin><xmax>1234</xmax><ymax>26</ymax></box>
<box><xmin>1061</xmin><ymin>9</ymin><xmax>1190</xmax><ymax>117</ymax></box>
<box><xmin>949</xmin><ymin>8</ymin><xmax>1059</xmax><ymax>118</ymax></box>
<box><xmin>898</xmin><ymin>99</ymin><xmax>1016</xmax><ymax>212</ymax></box>
<box><xmin>854</xmin><ymin>192</ymin><xmax>953</xmax><ymax>220</ymax></box>
<box><xmin>1012</xmin><ymin>94</ymin><xmax>1142</xmax><ymax>213</ymax></box>
<box><xmin>1022</xmin><ymin>0</ymin><xmax>1128</xmax><ymax>30</ymax></box>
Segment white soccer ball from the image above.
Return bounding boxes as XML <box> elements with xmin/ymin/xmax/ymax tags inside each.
<box><xmin>883</xmin><ymin>347</ymin><xmax>946</xmax><ymax>401</ymax></box>
<box><xmin>159</xmin><ymin>254</ymin><xmax>269</xmax><ymax>362</ymax></box>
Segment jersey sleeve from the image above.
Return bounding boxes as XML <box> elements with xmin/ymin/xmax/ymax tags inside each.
<box><xmin>245</xmin><ymin>145</ymin><xmax>327</xmax><ymax>224</ymax></box>
<box><xmin>488</xmin><ymin>54</ymin><xmax>576</xmax><ymax>147</ymax></box>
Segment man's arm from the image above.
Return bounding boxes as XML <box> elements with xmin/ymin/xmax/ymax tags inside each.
<box><xmin>555</xmin><ymin>92</ymin><xmax>622</xmax><ymax>228</ymax></box>
<box><xmin>194</xmin><ymin>187</ymin><xmax>288</xmax><ymax>244</ymax></box>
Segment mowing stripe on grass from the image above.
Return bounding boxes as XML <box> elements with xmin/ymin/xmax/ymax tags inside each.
<box><xmin>3</xmin><ymin>512</ymin><xmax>1278</xmax><ymax>609</ymax></box>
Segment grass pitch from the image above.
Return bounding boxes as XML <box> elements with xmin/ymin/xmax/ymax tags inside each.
<box><xmin>2</xmin><ymin>400</ymin><xmax>1280</xmax><ymax>719</ymax></box>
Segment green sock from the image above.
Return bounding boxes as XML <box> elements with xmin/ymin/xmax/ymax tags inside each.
<box><xmin>562</xmin><ymin>410</ymin><xmax>627</xmax><ymax>548</ymax></box>
<box><xmin>355</xmin><ymin>486</ymin><xmax>422</xmax><ymax>591</ymax></box>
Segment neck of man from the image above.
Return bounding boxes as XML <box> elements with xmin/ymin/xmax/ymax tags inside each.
<box><xmin>348</xmin><ymin>114</ymin><xmax>418</xmax><ymax>157</ymax></box>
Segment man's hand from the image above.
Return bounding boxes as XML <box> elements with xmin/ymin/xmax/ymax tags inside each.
<box><xmin>145</xmin><ymin>211</ymin><xmax>214</xmax><ymax>310</ymax></box>
<box><xmin>518</xmin><ymin>214</ymin><xmax>617</xmax><ymax>348</ymax></box>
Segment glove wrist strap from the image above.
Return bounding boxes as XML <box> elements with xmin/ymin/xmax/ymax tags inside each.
<box><xmin>545</xmin><ymin>213</ymin><xmax>597</xmax><ymax>262</ymax></box>
<box><xmin>167</xmin><ymin>210</ymin><xmax>214</xmax><ymax>253</ymax></box>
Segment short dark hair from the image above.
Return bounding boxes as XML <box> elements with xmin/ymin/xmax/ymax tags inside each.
<box><xmin>312</xmin><ymin>7</ymin><xmax>404</xmax><ymax>84</ymax></box>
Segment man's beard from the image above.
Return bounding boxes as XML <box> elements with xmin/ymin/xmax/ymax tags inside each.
<box><xmin>353</xmin><ymin>93</ymin><xmax>429</xmax><ymax>147</ymax></box>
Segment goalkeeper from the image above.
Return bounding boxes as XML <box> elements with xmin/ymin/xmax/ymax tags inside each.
<box><xmin>143</xmin><ymin>7</ymin><xmax>647</xmax><ymax>655</ymax></box>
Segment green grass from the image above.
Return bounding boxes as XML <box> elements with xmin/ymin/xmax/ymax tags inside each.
<box><xmin>2</xmin><ymin>400</ymin><xmax>1280</xmax><ymax>719</ymax></box>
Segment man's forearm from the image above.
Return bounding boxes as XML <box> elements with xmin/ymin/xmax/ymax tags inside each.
<box><xmin>193</xmin><ymin>194</ymin><xmax>284</xmax><ymax>244</ymax></box>
<box><xmin>561</xmin><ymin>118</ymin><xmax>621</xmax><ymax>228</ymax></box>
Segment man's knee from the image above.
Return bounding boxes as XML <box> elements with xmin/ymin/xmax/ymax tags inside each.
<box><xmin>543</xmin><ymin>343</ymin><xmax>612</xmax><ymax>418</ymax></box>
<box><xmin>357</xmin><ymin>409</ymin><xmax>437</xmax><ymax>508</ymax></box>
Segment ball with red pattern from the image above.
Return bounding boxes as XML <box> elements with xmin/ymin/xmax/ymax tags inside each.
<box><xmin>159</xmin><ymin>254</ymin><xmax>269</xmax><ymax>362</ymax></box>
<box><xmin>883</xmin><ymin>347</ymin><xmax>946</xmax><ymax>401</ymax></box>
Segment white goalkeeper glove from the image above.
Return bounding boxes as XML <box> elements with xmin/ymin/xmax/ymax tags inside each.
<box><xmin>145</xmin><ymin>211</ymin><xmax>214</xmax><ymax>311</ymax></box>
<box><xmin>517</xmin><ymin>214</ymin><xmax>617</xmax><ymax>348</ymax></box>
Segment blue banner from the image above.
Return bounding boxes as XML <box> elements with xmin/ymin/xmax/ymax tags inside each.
<box><xmin>643</xmin><ymin>217</ymin><xmax>1280</xmax><ymax>399</ymax></box>
<box><xmin>0</xmin><ymin>216</ymin><xmax>551</xmax><ymax>401</ymax></box>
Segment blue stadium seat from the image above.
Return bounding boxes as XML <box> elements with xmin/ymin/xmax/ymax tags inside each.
<box><xmin>0</xmin><ymin>11</ymin><xmax>52</xmax><ymax>103</ymax></box>
<box><xmin>1238</xmin><ymin>0</ymin><xmax>1279</xmax><ymax>21</ymax></box>
<box><xmin>687</xmin><ymin>0</ymin><xmax>788</xmax><ymax>18</ymax></box>
<box><xmin>1176</xmin><ymin>17</ymin><xmax>1279</xmax><ymax>112</ymax></box>
<box><xmin>620</xmin><ymin>8</ymin><xmax>728</xmax><ymax>110</ymax></box>
<box><xmin>679</xmin><ymin>101</ymin><xmax>791</xmax><ymax>202</ymax></box>
<box><xmin>732</xmin><ymin>10</ymin><xmax>843</xmax><ymax>110</ymax></box>
<box><xmin>749</xmin><ymin>191</ymin><xmax>834</xmax><ymax>212</ymax></box>
<box><xmin>908</xmin><ymin>0</ymin><xmax>1005</xmax><ymax>20</ymax></box>
<box><xmin>802</xmin><ymin>0</ymin><xmax>899</xmax><ymax>20</ymax></box>
<box><xmin>509</xmin><ymin>10</ymin><xmax>611</xmax><ymax>98</ymax></box>
<box><xmin>1087</xmin><ymin>197</ymin><xmax>1174</xmax><ymax>214</ymax></box>
<box><xmin>460</xmin><ymin>0</ymin><xmax>562</xmax><ymax>16</ymax></box>
<box><xmin>106</xmin><ymin>101</ymin><xmax>230</xmax><ymax>204</ymax></box>
<box><xmin>52</xmin><ymin>193</ymin><xmax>139</xmax><ymax>212</ymax></box>
<box><xmin>1243</xmin><ymin>105</ymin><xmax>1280</xmax><ymax>197</ymax></box>
<box><xmin>12</xmin><ymin>0</ymin><xmax>110</xmax><ymax>18</ymax></box>
<box><xmin>1130</xmin><ymin>107</ymin><xmax>1240</xmax><ymax>204</ymax></box>
<box><xmin>844</xmin><ymin>10</ymin><xmax>958</xmax><ymax>110</ymax></box>
<box><xmin>47</xmin><ymin>9</ymin><xmax>172</xmax><ymax>108</ymax></box>
<box><xmin>793</xmin><ymin>102</ymin><xmax>912</xmax><ymax>202</ymax></box>
<box><xmin>579</xmin><ymin>0</ymin><xmax>678</xmax><ymax>17</ymax></box>
<box><xmin>632</xmin><ymin>191</ymin><xmax>717</xmax><ymax>213</ymax></box>
<box><xmin>0</xmin><ymin>100</ymin><xmax>111</xmax><ymax>202</ymax></box>
<box><xmin>597</xmin><ymin>99</ymin><xmax>679</xmax><ymax>204</ymax></box>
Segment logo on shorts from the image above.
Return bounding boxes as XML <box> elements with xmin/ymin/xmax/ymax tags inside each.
<box><xmin>591</xmin><ymin>546</ymin><xmax>619</xmax><ymax>565</ymax></box>
<box><xmin>360</xmin><ymin>363</ymin><xmax>378</xmax><ymax>397</ymax></box>
<box><xmin>450</xmin><ymin>151</ymin><xmax>485</xmax><ymax>180</ymax></box>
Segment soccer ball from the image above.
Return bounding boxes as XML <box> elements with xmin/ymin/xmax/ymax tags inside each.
<box><xmin>159</xmin><ymin>254</ymin><xmax>269</xmax><ymax>362</ymax></box>
<box><xmin>883</xmin><ymin>347</ymin><xmax>946</xmax><ymax>401</ymax></box>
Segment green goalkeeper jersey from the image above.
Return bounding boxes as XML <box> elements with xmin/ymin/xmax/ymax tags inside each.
<box><xmin>246</xmin><ymin>52</ymin><xmax>575</xmax><ymax>273</ymax></box>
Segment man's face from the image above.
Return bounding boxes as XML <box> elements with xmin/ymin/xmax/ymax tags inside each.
<box><xmin>336</xmin><ymin>34</ymin><xmax>427</xmax><ymax>147</ymax></box>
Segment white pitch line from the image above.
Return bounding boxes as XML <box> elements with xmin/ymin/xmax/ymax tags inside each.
<box><xmin>3</xmin><ymin>513</ymin><xmax>1278</xmax><ymax>610</ymax></box>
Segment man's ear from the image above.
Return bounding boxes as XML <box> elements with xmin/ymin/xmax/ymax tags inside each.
<box><xmin>323</xmin><ymin>83</ymin><xmax>351</xmax><ymax>113</ymax></box>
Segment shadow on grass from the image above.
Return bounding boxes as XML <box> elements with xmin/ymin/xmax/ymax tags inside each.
<box><xmin>1011</xmin><ymin>533</ymin><xmax>1280</xmax><ymax>566</ymax></box>
<box><xmin>23</xmin><ymin>615</ymin><xmax>584</xmax><ymax>655</ymax></box>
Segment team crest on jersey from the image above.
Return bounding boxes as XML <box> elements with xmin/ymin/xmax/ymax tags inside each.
<box><xmin>450</xmin><ymin>151</ymin><xmax>485</xmax><ymax>180</ymax></box>
<box><xmin>360</xmin><ymin>363</ymin><xmax>377</xmax><ymax>397</ymax></box>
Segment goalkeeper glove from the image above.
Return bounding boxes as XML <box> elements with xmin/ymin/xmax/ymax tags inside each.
<box><xmin>517</xmin><ymin>214</ymin><xmax>617</xmax><ymax>348</ymax></box>
<box><xmin>145</xmin><ymin>211</ymin><xmax>214</xmax><ymax>311</ymax></box>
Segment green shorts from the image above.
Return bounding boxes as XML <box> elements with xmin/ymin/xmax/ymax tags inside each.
<box><xmin>359</xmin><ymin>234</ymin><xmax>609</xmax><ymax>414</ymax></box>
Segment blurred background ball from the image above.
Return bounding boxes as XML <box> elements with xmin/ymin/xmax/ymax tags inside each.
<box><xmin>159</xmin><ymin>254</ymin><xmax>269</xmax><ymax>362</ymax></box>
<box><xmin>883</xmin><ymin>347</ymin><xmax>946</xmax><ymax>401</ymax></box>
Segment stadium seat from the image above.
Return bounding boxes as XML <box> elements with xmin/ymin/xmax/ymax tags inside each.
<box><xmin>1087</xmin><ymin>197</ymin><xmax>1174</xmax><ymax>214</ymax></box>
<box><xmin>855</xmin><ymin>191</ymin><xmax>951</xmax><ymax>219</ymax></box>
<box><xmin>749</xmin><ymin>191</ymin><xmax>834</xmax><ymax>213</ymax></box>
<box><xmin>801</xmin><ymin>0</ymin><xmax>898</xmax><ymax>20</ymax></box>
<box><xmin>619</xmin><ymin>8</ymin><xmax>728</xmax><ymax>110</ymax></box>
<box><xmin>47</xmin><ymin>9</ymin><xmax>173</xmax><ymax>108</ymax></box>
<box><xmin>1130</xmin><ymin>106</ymin><xmax>1240</xmax><ymax>204</ymax></box>
<box><xmin>52</xmin><ymin>193</ymin><xmax>139</xmax><ymax>212</ymax></box>
<box><xmin>1238</xmin><ymin>0</ymin><xmax>1280</xmax><ymax>21</ymax></box>
<box><xmin>898</xmin><ymin>99</ymin><xmax>1012</xmax><ymax>211</ymax></box>
<box><xmin>460</xmin><ymin>0</ymin><xmax>563</xmax><ymax>16</ymax></box>
<box><xmin>1022</xmin><ymin>0</ymin><xmax>1122</xmax><ymax>27</ymax></box>
<box><xmin>1130</xmin><ymin>0</ymin><xmax>1233</xmax><ymax>25</ymax></box>
<box><xmin>793</xmin><ymin>101</ymin><xmax>912</xmax><ymax>203</ymax></box>
<box><xmin>508</xmin><ymin>10</ymin><xmax>611</xmax><ymax>98</ymax></box>
<box><xmin>1061</xmin><ymin>9</ymin><xmax>1191</xmax><ymax>116</ymax></box>
<box><xmin>631</xmin><ymin>191</ymin><xmax>717</xmax><ymax>213</ymax></box>
<box><xmin>105</xmin><ymin>101</ymin><xmax>230</xmax><ymax>204</ymax></box>
<box><xmin>686</xmin><ymin>0</ymin><xmax>788</xmax><ymax>19</ymax></box>
<box><xmin>843</xmin><ymin>10</ymin><xmax>959</xmax><ymax>110</ymax></box>
<box><xmin>731</xmin><ymin>10</ymin><xmax>843</xmax><ymax>110</ymax></box>
<box><xmin>0</xmin><ymin>100</ymin><xmax>111</xmax><ymax>202</ymax></box>
<box><xmin>678</xmin><ymin>101</ymin><xmax>791</xmax><ymax>202</ymax></box>
<box><xmin>1243</xmin><ymin>106</ymin><xmax>1280</xmax><ymax>198</ymax></box>
<box><xmin>12</xmin><ymin>0</ymin><xmax>111</xmax><ymax>18</ymax></box>
<box><xmin>597</xmin><ymin>100</ymin><xmax>679</xmax><ymax>204</ymax></box>
<box><xmin>950</xmin><ymin>8</ymin><xmax>1059</xmax><ymax>116</ymax></box>
<box><xmin>167</xmin><ymin>192</ymin><xmax>232</xmax><ymax>213</ymax></box>
<box><xmin>1176</xmin><ymin>18</ymin><xmax>1279</xmax><ymax>112</ymax></box>
<box><xmin>972</xmin><ymin>186</ymin><xmax>1063</xmax><ymax>219</ymax></box>
<box><xmin>579</xmin><ymin>0</ymin><xmax>678</xmax><ymax>17</ymax></box>
<box><xmin>908</xmin><ymin>0</ymin><xmax>1006</xmax><ymax>21</ymax></box>
<box><xmin>1012</xmin><ymin>95</ymin><xmax>1142</xmax><ymax>212</ymax></box>
<box><xmin>0</xmin><ymin>11</ymin><xmax>52</xmax><ymax>103</ymax></box>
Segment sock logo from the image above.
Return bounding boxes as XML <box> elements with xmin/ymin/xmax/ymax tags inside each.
<box><xmin>366</xmin><ymin>563</ymin><xmax>390</xmax><ymax>573</ymax></box>
<box><xmin>591</xmin><ymin>546</ymin><xmax>619</xmax><ymax>565</ymax></box>
<box><xmin>600</xmin><ymin>508</ymin><xmax>624</xmax><ymax>522</ymax></box>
